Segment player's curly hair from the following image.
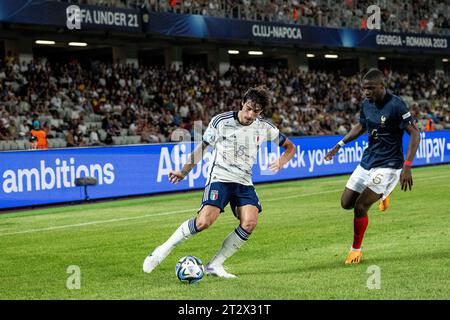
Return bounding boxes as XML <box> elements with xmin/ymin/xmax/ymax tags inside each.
<box><xmin>242</xmin><ymin>85</ymin><xmax>271</xmax><ymax>110</ymax></box>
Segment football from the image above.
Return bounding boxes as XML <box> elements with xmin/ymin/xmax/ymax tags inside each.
<box><xmin>175</xmin><ymin>256</ymin><xmax>205</xmax><ymax>284</ymax></box>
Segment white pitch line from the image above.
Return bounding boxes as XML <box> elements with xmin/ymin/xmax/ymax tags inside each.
<box><xmin>0</xmin><ymin>173</ymin><xmax>449</xmax><ymax>237</ymax></box>
<box><xmin>0</xmin><ymin>209</ymin><xmax>193</xmax><ymax>237</ymax></box>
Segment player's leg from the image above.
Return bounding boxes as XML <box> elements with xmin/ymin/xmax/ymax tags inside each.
<box><xmin>342</xmin><ymin>165</ymin><xmax>370</xmax><ymax>210</ymax></box>
<box><xmin>143</xmin><ymin>182</ymin><xmax>229</xmax><ymax>273</ymax></box>
<box><xmin>377</xmin><ymin>167</ymin><xmax>402</xmax><ymax>212</ymax></box>
<box><xmin>345</xmin><ymin>165</ymin><xmax>402</xmax><ymax>264</ymax></box>
<box><xmin>345</xmin><ymin>187</ymin><xmax>382</xmax><ymax>264</ymax></box>
<box><xmin>143</xmin><ymin>205</ymin><xmax>221</xmax><ymax>273</ymax></box>
<box><xmin>205</xmin><ymin>184</ymin><xmax>261</xmax><ymax>278</ymax></box>
<box><xmin>341</xmin><ymin>187</ymin><xmax>360</xmax><ymax>210</ymax></box>
<box><xmin>205</xmin><ymin>205</ymin><xmax>259</xmax><ymax>278</ymax></box>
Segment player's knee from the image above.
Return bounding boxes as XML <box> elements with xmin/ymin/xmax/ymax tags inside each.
<box><xmin>240</xmin><ymin>220</ymin><xmax>257</xmax><ymax>233</ymax></box>
<box><xmin>195</xmin><ymin>216</ymin><xmax>214</xmax><ymax>231</ymax></box>
<box><xmin>354</xmin><ymin>201</ymin><xmax>368</xmax><ymax>216</ymax></box>
<box><xmin>341</xmin><ymin>199</ymin><xmax>354</xmax><ymax>210</ymax></box>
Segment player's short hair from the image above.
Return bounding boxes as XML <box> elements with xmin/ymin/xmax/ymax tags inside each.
<box><xmin>242</xmin><ymin>85</ymin><xmax>270</xmax><ymax>111</ymax></box>
<box><xmin>362</xmin><ymin>68</ymin><xmax>385</xmax><ymax>85</ymax></box>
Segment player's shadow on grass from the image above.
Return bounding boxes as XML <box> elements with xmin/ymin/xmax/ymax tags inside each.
<box><xmin>365</xmin><ymin>249</ymin><xmax>450</xmax><ymax>264</ymax></box>
<box><xmin>237</xmin><ymin>260</ymin><xmax>347</xmax><ymax>276</ymax></box>
<box><xmin>235</xmin><ymin>248</ymin><xmax>450</xmax><ymax>277</ymax></box>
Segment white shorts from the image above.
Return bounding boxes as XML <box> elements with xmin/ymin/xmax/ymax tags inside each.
<box><xmin>345</xmin><ymin>165</ymin><xmax>402</xmax><ymax>200</ymax></box>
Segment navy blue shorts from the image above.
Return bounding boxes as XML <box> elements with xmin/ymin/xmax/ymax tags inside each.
<box><xmin>199</xmin><ymin>182</ymin><xmax>262</xmax><ymax>218</ymax></box>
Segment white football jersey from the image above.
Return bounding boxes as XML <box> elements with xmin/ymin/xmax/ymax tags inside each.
<box><xmin>202</xmin><ymin>111</ymin><xmax>285</xmax><ymax>186</ymax></box>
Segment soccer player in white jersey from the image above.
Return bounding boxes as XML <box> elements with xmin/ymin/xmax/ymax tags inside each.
<box><xmin>143</xmin><ymin>86</ymin><xmax>296</xmax><ymax>278</ymax></box>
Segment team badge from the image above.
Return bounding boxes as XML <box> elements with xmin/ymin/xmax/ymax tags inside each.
<box><xmin>380</xmin><ymin>115</ymin><xmax>386</xmax><ymax>127</ymax></box>
<box><xmin>210</xmin><ymin>190</ymin><xmax>219</xmax><ymax>201</ymax></box>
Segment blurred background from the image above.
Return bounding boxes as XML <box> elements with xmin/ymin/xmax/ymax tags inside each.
<box><xmin>0</xmin><ymin>0</ymin><xmax>448</xmax><ymax>152</ymax></box>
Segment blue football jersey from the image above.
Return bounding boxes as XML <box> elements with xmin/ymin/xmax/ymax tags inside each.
<box><xmin>359</xmin><ymin>91</ymin><xmax>414</xmax><ymax>170</ymax></box>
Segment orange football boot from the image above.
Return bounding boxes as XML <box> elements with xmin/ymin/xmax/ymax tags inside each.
<box><xmin>379</xmin><ymin>195</ymin><xmax>390</xmax><ymax>212</ymax></box>
<box><xmin>345</xmin><ymin>250</ymin><xmax>363</xmax><ymax>265</ymax></box>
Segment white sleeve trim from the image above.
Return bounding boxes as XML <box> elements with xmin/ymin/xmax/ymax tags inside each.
<box><xmin>402</xmin><ymin>112</ymin><xmax>411</xmax><ymax>119</ymax></box>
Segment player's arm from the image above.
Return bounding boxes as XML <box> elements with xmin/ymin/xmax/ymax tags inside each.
<box><xmin>169</xmin><ymin>141</ymin><xmax>209</xmax><ymax>184</ymax></box>
<box><xmin>400</xmin><ymin>123</ymin><xmax>420</xmax><ymax>191</ymax></box>
<box><xmin>269</xmin><ymin>137</ymin><xmax>296</xmax><ymax>173</ymax></box>
<box><xmin>269</xmin><ymin>128</ymin><xmax>297</xmax><ymax>172</ymax></box>
<box><xmin>169</xmin><ymin>117</ymin><xmax>218</xmax><ymax>184</ymax></box>
<box><xmin>325</xmin><ymin>123</ymin><xmax>367</xmax><ymax>161</ymax></box>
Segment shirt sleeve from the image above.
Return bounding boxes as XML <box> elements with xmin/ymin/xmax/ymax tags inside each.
<box><xmin>264</xmin><ymin>120</ymin><xmax>287</xmax><ymax>147</ymax></box>
<box><xmin>202</xmin><ymin>118</ymin><xmax>218</xmax><ymax>147</ymax></box>
<box><xmin>359</xmin><ymin>105</ymin><xmax>367</xmax><ymax>129</ymax></box>
<box><xmin>397</xmin><ymin>100</ymin><xmax>414</xmax><ymax>129</ymax></box>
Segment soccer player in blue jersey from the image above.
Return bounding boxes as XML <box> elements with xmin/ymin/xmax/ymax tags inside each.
<box><xmin>325</xmin><ymin>68</ymin><xmax>421</xmax><ymax>264</ymax></box>
<box><xmin>143</xmin><ymin>86</ymin><xmax>296</xmax><ymax>277</ymax></box>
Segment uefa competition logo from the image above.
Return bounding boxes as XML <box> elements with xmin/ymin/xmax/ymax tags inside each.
<box><xmin>366</xmin><ymin>5</ymin><xmax>381</xmax><ymax>30</ymax></box>
<box><xmin>66</xmin><ymin>5</ymin><xmax>81</xmax><ymax>30</ymax></box>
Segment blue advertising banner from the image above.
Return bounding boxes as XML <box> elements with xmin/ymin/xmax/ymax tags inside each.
<box><xmin>0</xmin><ymin>0</ymin><xmax>141</xmax><ymax>32</ymax></box>
<box><xmin>1</xmin><ymin>131</ymin><xmax>449</xmax><ymax>210</ymax></box>
<box><xmin>146</xmin><ymin>12</ymin><xmax>449</xmax><ymax>52</ymax></box>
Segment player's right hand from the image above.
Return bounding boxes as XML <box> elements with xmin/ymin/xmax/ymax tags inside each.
<box><xmin>325</xmin><ymin>145</ymin><xmax>340</xmax><ymax>161</ymax></box>
<box><xmin>169</xmin><ymin>171</ymin><xmax>186</xmax><ymax>184</ymax></box>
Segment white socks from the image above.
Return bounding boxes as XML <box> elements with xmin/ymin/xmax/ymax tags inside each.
<box><xmin>156</xmin><ymin>218</ymin><xmax>199</xmax><ymax>259</ymax></box>
<box><xmin>208</xmin><ymin>226</ymin><xmax>250</xmax><ymax>266</ymax></box>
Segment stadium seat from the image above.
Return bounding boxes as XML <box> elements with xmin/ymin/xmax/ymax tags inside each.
<box><xmin>15</xmin><ymin>140</ymin><xmax>27</xmax><ymax>150</ymax></box>
<box><xmin>0</xmin><ymin>141</ymin><xmax>11</xmax><ymax>151</ymax></box>
<box><xmin>128</xmin><ymin>135</ymin><xmax>141</xmax><ymax>144</ymax></box>
<box><xmin>9</xmin><ymin>141</ymin><xmax>18</xmax><ymax>151</ymax></box>
<box><xmin>48</xmin><ymin>139</ymin><xmax>58</xmax><ymax>149</ymax></box>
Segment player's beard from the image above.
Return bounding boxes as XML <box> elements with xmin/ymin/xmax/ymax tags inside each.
<box><xmin>244</xmin><ymin>118</ymin><xmax>254</xmax><ymax>125</ymax></box>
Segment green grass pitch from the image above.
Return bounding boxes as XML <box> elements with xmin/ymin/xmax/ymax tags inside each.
<box><xmin>1</xmin><ymin>164</ymin><xmax>449</xmax><ymax>300</ymax></box>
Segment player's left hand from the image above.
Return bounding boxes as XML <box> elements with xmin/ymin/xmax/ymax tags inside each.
<box><xmin>269</xmin><ymin>159</ymin><xmax>284</xmax><ymax>172</ymax></box>
<box><xmin>400</xmin><ymin>166</ymin><xmax>413</xmax><ymax>191</ymax></box>
<box><xmin>325</xmin><ymin>145</ymin><xmax>340</xmax><ymax>161</ymax></box>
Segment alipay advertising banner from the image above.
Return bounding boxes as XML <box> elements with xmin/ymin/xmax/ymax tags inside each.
<box><xmin>1</xmin><ymin>131</ymin><xmax>449</xmax><ymax>209</ymax></box>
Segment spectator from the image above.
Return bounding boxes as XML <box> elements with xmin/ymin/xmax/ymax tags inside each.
<box><xmin>88</xmin><ymin>128</ymin><xmax>102</xmax><ymax>146</ymax></box>
<box><xmin>425</xmin><ymin>116</ymin><xmax>436</xmax><ymax>131</ymax></box>
<box><xmin>30</xmin><ymin>120</ymin><xmax>48</xmax><ymax>150</ymax></box>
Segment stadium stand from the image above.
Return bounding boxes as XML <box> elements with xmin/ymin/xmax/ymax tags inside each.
<box><xmin>0</xmin><ymin>56</ymin><xmax>449</xmax><ymax>151</ymax></box>
<box><xmin>58</xmin><ymin>0</ymin><xmax>450</xmax><ymax>35</ymax></box>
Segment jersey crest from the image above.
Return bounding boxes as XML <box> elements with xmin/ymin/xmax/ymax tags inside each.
<box><xmin>210</xmin><ymin>190</ymin><xmax>219</xmax><ymax>201</ymax></box>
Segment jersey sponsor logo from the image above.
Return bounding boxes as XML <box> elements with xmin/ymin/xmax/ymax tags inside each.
<box><xmin>210</xmin><ymin>190</ymin><xmax>219</xmax><ymax>201</ymax></box>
